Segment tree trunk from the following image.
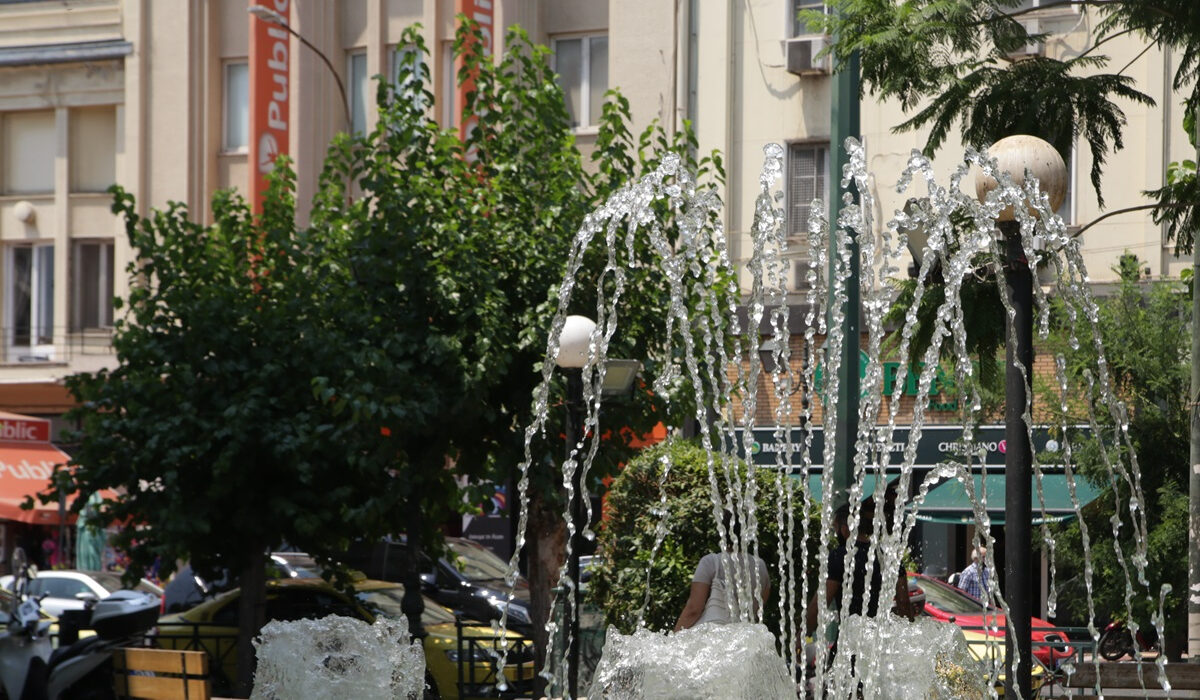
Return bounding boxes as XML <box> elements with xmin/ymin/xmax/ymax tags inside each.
<box><xmin>235</xmin><ymin>540</ymin><xmax>267</xmax><ymax>698</ymax></box>
<box><xmin>528</xmin><ymin>490</ymin><xmax>566</xmax><ymax>700</ymax></box>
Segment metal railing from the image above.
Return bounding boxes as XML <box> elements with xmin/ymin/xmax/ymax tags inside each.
<box><xmin>0</xmin><ymin>327</ymin><xmax>114</xmax><ymax>365</ymax></box>
<box><xmin>454</xmin><ymin>615</ymin><xmax>537</xmax><ymax>699</ymax></box>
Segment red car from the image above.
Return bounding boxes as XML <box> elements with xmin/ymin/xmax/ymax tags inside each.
<box><xmin>908</xmin><ymin>573</ymin><xmax>1073</xmax><ymax>667</ymax></box>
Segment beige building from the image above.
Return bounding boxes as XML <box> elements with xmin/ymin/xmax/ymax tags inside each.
<box><xmin>0</xmin><ymin>0</ymin><xmax>1188</xmax><ymax>425</ymax></box>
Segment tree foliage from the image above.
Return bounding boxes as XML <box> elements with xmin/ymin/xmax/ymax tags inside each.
<box><xmin>1042</xmin><ymin>256</ymin><xmax>1191</xmax><ymax>655</ymax></box>
<box><xmin>590</xmin><ymin>439</ymin><xmax>814</xmax><ymax>635</ymax></box>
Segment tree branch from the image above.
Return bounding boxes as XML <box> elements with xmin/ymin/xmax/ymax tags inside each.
<box><xmin>1071</xmin><ymin>202</ymin><xmax>1197</xmax><ymax>239</ymax></box>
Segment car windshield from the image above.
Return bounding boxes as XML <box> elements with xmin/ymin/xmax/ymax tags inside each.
<box><xmin>88</xmin><ymin>572</ymin><xmax>163</xmax><ymax>596</ymax></box>
<box><xmin>912</xmin><ymin>576</ymin><xmax>992</xmax><ymax>615</ymax></box>
<box><xmin>272</xmin><ymin>554</ymin><xmax>322</xmax><ymax>578</ymax></box>
<box><xmin>447</xmin><ymin>541</ymin><xmax>509</xmax><ymax>581</ymax></box>
<box><xmin>356</xmin><ymin>587</ymin><xmax>455</xmax><ymax>626</ymax></box>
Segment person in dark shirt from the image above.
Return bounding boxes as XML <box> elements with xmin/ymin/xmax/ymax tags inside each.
<box><xmin>806</xmin><ymin>496</ymin><xmax>915</xmax><ymax>635</ymax></box>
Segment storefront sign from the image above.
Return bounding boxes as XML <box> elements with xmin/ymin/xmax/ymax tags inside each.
<box><xmin>739</xmin><ymin>425</ymin><xmax>1082</xmax><ymax>470</ymax></box>
<box><xmin>0</xmin><ymin>416</ymin><xmax>49</xmax><ymax>443</ymax></box>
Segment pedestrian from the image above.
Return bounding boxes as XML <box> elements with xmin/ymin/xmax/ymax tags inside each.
<box><xmin>673</xmin><ymin>514</ymin><xmax>771</xmax><ymax>632</ymax></box>
<box><xmin>956</xmin><ymin>545</ymin><xmax>991</xmax><ymax>600</ymax></box>
<box><xmin>806</xmin><ymin>497</ymin><xmax>915</xmax><ymax>636</ymax></box>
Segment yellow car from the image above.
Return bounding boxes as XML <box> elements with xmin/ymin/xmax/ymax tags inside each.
<box><xmin>959</xmin><ymin>627</ymin><xmax>1046</xmax><ymax>696</ymax></box>
<box><xmin>153</xmin><ymin>577</ymin><xmax>534</xmax><ymax>699</ymax></box>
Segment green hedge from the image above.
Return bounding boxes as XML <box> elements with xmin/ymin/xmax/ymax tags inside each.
<box><xmin>589</xmin><ymin>438</ymin><xmax>819</xmax><ymax>634</ymax></box>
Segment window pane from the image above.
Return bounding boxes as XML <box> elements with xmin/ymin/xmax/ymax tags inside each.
<box><xmin>442</xmin><ymin>42</ymin><xmax>456</xmax><ymax>128</ymax></box>
<box><xmin>588</xmin><ymin>37</ymin><xmax>609</xmax><ymax>126</ymax></box>
<box><xmin>11</xmin><ymin>247</ymin><xmax>31</xmax><ymax>347</ymax></box>
<box><xmin>349</xmin><ymin>52</ymin><xmax>369</xmax><ymax>135</ymax></box>
<box><xmin>788</xmin><ymin>144</ymin><xmax>828</xmax><ymax>238</ymax></box>
<box><xmin>224</xmin><ymin>63</ymin><xmax>249</xmax><ymax>151</ymax></box>
<box><xmin>3</xmin><ymin>111</ymin><xmax>55</xmax><ymax>194</ymax></box>
<box><xmin>555</xmin><ymin>39</ymin><xmax>583</xmax><ymax>128</ymax></box>
<box><xmin>74</xmin><ymin>242</ymin><xmax>115</xmax><ymax>331</ymax></box>
<box><xmin>793</xmin><ymin>0</ymin><xmax>825</xmax><ymax>36</ymax></box>
<box><xmin>70</xmin><ymin>106</ymin><xmax>117</xmax><ymax>192</ymax></box>
<box><xmin>391</xmin><ymin>45</ymin><xmax>425</xmax><ymax>106</ymax></box>
<box><xmin>35</xmin><ymin>246</ymin><xmax>53</xmax><ymax>345</ymax></box>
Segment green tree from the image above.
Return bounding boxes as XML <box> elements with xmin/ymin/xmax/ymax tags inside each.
<box><xmin>591</xmin><ymin>439</ymin><xmax>814</xmax><ymax>636</ymax></box>
<box><xmin>1043</xmin><ymin>256</ymin><xmax>1191</xmax><ymax>656</ymax></box>
<box><xmin>49</xmin><ymin>162</ymin><xmax>396</xmax><ymax>695</ymax></box>
<box><xmin>305</xmin><ymin>21</ymin><xmax>726</xmax><ymax>692</ymax></box>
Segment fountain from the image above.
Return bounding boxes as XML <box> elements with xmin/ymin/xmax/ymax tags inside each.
<box><xmin>502</xmin><ymin>135</ymin><xmax>1165</xmax><ymax>699</ymax></box>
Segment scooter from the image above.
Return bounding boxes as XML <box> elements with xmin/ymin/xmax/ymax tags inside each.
<box><xmin>1097</xmin><ymin>617</ymin><xmax>1161</xmax><ymax>661</ymax></box>
<box><xmin>0</xmin><ymin>548</ymin><xmax>160</xmax><ymax>699</ymax></box>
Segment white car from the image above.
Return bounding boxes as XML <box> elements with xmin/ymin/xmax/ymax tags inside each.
<box><xmin>0</xmin><ymin>570</ymin><xmax>162</xmax><ymax>618</ymax></box>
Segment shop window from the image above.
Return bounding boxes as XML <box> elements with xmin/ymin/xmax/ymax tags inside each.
<box><xmin>552</xmin><ymin>35</ymin><xmax>608</xmax><ymax>129</ymax></box>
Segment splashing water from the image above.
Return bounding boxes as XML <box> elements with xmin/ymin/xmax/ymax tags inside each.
<box><xmin>501</xmin><ymin>139</ymin><xmax>1157</xmax><ymax>699</ymax></box>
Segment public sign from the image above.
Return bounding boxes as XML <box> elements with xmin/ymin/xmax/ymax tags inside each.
<box><xmin>249</xmin><ymin>0</ymin><xmax>291</xmax><ymax>214</ymax></box>
<box><xmin>456</xmin><ymin>0</ymin><xmax>493</xmax><ymax>141</ymax></box>
<box><xmin>0</xmin><ymin>415</ymin><xmax>50</xmax><ymax>444</ymax></box>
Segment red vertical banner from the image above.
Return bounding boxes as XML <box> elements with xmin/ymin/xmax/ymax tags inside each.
<box><xmin>248</xmin><ymin>0</ymin><xmax>291</xmax><ymax>215</ymax></box>
<box><xmin>455</xmin><ymin>0</ymin><xmax>493</xmax><ymax>141</ymax></box>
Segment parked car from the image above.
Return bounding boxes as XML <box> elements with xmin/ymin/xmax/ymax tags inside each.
<box><xmin>345</xmin><ymin>536</ymin><xmax>532</xmax><ymax>632</ymax></box>
<box><xmin>354</xmin><ymin>579</ymin><xmax>535</xmax><ymax>699</ymax></box>
<box><xmin>159</xmin><ymin>553</ymin><xmax>322</xmax><ymax>614</ymax></box>
<box><xmin>154</xmin><ymin>577</ymin><xmax>534</xmax><ymax>699</ymax></box>
<box><xmin>0</xmin><ymin>570</ymin><xmax>162</xmax><ymax>618</ymax></box>
<box><xmin>908</xmin><ymin>573</ymin><xmax>1073</xmax><ymax>667</ymax></box>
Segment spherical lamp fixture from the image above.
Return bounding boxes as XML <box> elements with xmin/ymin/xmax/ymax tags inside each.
<box><xmin>974</xmin><ymin>135</ymin><xmax>1067</xmax><ymax>222</ymax></box>
<box><xmin>556</xmin><ymin>315</ymin><xmax>596</xmax><ymax>369</ymax></box>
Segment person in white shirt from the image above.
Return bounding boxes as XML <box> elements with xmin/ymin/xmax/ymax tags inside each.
<box><xmin>673</xmin><ymin>516</ymin><xmax>771</xmax><ymax>631</ymax></box>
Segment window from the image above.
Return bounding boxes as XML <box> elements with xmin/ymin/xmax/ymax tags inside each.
<box><xmin>792</xmin><ymin>0</ymin><xmax>826</xmax><ymax>37</ymax></box>
<box><xmin>390</xmin><ymin>44</ymin><xmax>426</xmax><ymax>107</ymax></box>
<box><xmin>8</xmin><ymin>244</ymin><xmax>54</xmax><ymax>349</ymax></box>
<box><xmin>72</xmin><ymin>241</ymin><xmax>114</xmax><ymax>331</ymax></box>
<box><xmin>553</xmin><ymin>35</ymin><xmax>609</xmax><ymax>129</ymax></box>
<box><xmin>2</xmin><ymin>111</ymin><xmax>55</xmax><ymax>194</ymax></box>
<box><xmin>69</xmin><ymin>106</ymin><xmax>116</xmax><ymax>192</ymax></box>
<box><xmin>223</xmin><ymin>62</ymin><xmax>249</xmax><ymax>152</ymax></box>
<box><xmin>787</xmin><ymin>142</ymin><xmax>829</xmax><ymax>240</ymax></box>
<box><xmin>441</xmin><ymin>41</ymin><xmax>456</xmax><ymax>128</ymax></box>
<box><xmin>348</xmin><ymin>51</ymin><xmax>369</xmax><ymax>135</ymax></box>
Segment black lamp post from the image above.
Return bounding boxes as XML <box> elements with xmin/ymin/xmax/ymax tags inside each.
<box><xmin>555</xmin><ymin>315</ymin><xmax>639</xmax><ymax>699</ymax></box>
<box><xmin>975</xmin><ymin>135</ymin><xmax>1066</xmax><ymax>700</ymax></box>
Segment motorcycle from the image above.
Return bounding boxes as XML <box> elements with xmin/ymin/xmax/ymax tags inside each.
<box><xmin>0</xmin><ymin>548</ymin><xmax>160</xmax><ymax>699</ymax></box>
<box><xmin>1097</xmin><ymin>617</ymin><xmax>1161</xmax><ymax>661</ymax></box>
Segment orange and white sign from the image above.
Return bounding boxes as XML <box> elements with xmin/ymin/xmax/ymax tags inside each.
<box><xmin>0</xmin><ymin>413</ymin><xmax>50</xmax><ymax>443</ymax></box>
<box><xmin>248</xmin><ymin>0</ymin><xmax>291</xmax><ymax>214</ymax></box>
<box><xmin>456</xmin><ymin>0</ymin><xmax>494</xmax><ymax>141</ymax></box>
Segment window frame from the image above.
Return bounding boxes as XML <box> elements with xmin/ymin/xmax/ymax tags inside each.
<box><xmin>222</xmin><ymin>61</ymin><xmax>250</xmax><ymax>154</ymax></box>
<box><xmin>551</xmin><ymin>33</ymin><xmax>609</xmax><ymax>132</ymax></box>
<box><xmin>71</xmin><ymin>239</ymin><xmax>114</xmax><ymax>332</ymax></box>
<box><xmin>347</xmin><ymin>50</ymin><xmax>369</xmax><ymax>136</ymax></box>
<box><xmin>6</xmin><ymin>242</ymin><xmax>55</xmax><ymax>357</ymax></box>
<box><xmin>791</xmin><ymin>0</ymin><xmax>828</xmax><ymax>38</ymax></box>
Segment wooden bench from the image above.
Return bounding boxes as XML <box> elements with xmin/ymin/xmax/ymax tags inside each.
<box><xmin>113</xmin><ymin>647</ymin><xmax>211</xmax><ymax>700</ymax></box>
<box><xmin>1058</xmin><ymin>661</ymin><xmax>1200</xmax><ymax>698</ymax></box>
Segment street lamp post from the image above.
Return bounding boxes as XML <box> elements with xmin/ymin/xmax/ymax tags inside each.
<box><xmin>555</xmin><ymin>315</ymin><xmax>639</xmax><ymax>699</ymax></box>
<box><xmin>975</xmin><ymin>135</ymin><xmax>1067</xmax><ymax>700</ymax></box>
<box><xmin>248</xmin><ymin>5</ymin><xmax>351</xmax><ymax>128</ymax></box>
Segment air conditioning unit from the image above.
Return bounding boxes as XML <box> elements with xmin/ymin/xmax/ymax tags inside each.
<box><xmin>1008</xmin><ymin>19</ymin><xmax>1044</xmax><ymax>60</ymax></box>
<box><xmin>785</xmin><ymin>35</ymin><xmax>830</xmax><ymax>76</ymax></box>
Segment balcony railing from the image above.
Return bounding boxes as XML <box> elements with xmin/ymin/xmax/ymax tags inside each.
<box><xmin>0</xmin><ymin>327</ymin><xmax>114</xmax><ymax>365</ymax></box>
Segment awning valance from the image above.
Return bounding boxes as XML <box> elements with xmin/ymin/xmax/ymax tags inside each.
<box><xmin>913</xmin><ymin>473</ymin><xmax>1103</xmax><ymax>525</ymax></box>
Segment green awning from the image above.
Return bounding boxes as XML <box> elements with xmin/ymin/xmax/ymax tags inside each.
<box><xmin>792</xmin><ymin>474</ymin><xmax>895</xmax><ymax>503</ymax></box>
<box><xmin>914</xmin><ymin>473</ymin><xmax>1103</xmax><ymax>525</ymax></box>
